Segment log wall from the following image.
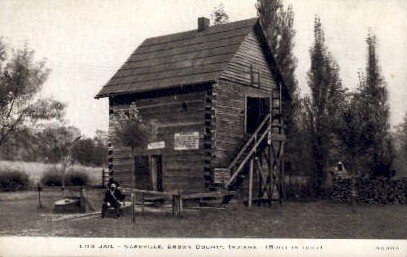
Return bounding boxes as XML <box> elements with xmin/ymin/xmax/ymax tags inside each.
<box><xmin>213</xmin><ymin>28</ymin><xmax>277</xmax><ymax>169</ymax></box>
<box><xmin>109</xmin><ymin>86</ymin><xmax>208</xmax><ymax>192</ymax></box>
<box><xmin>220</xmin><ymin>29</ymin><xmax>276</xmax><ymax>90</ymax></box>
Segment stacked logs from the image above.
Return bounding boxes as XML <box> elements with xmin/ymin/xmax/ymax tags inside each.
<box><xmin>357</xmin><ymin>177</ymin><xmax>407</xmax><ymax>204</ymax></box>
<box><xmin>331</xmin><ymin>176</ymin><xmax>352</xmax><ymax>203</ymax></box>
<box><xmin>331</xmin><ymin>176</ymin><xmax>407</xmax><ymax>204</ymax></box>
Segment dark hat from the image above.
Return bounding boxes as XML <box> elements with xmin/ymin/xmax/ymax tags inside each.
<box><xmin>107</xmin><ymin>181</ymin><xmax>119</xmax><ymax>188</ymax></box>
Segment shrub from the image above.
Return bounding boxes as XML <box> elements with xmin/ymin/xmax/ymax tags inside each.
<box><xmin>40</xmin><ymin>167</ymin><xmax>90</xmax><ymax>187</ymax></box>
<box><xmin>0</xmin><ymin>170</ymin><xmax>31</xmax><ymax>191</ymax></box>
<box><xmin>40</xmin><ymin>169</ymin><xmax>62</xmax><ymax>187</ymax></box>
<box><xmin>65</xmin><ymin>170</ymin><xmax>89</xmax><ymax>186</ymax></box>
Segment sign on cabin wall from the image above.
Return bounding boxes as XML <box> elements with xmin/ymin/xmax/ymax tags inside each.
<box><xmin>147</xmin><ymin>141</ymin><xmax>165</xmax><ymax>150</ymax></box>
<box><xmin>174</xmin><ymin>132</ymin><xmax>199</xmax><ymax>150</ymax></box>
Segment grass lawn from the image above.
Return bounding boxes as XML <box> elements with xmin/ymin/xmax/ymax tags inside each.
<box><xmin>0</xmin><ymin>190</ymin><xmax>406</xmax><ymax>238</ymax></box>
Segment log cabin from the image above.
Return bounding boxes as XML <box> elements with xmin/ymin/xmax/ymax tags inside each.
<box><xmin>95</xmin><ymin>17</ymin><xmax>289</xmax><ymax>205</ymax></box>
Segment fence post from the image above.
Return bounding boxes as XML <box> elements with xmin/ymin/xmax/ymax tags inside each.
<box><xmin>80</xmin><ymin>187</ymin><xmax>84</xmax><ymax>211</ymax></box>
<box><xmin>132</xmin><ymin>191</ymin><xmax>135</xmax><ymax>225</ymax></box>
<box><xmin>141</xmin><ymin>192</ymin><xmax>145</xmax><ymax>213</ymax></box>
<box><xmin>37</xmin><ymin>184</ymin><xmax>43</xmax><ymax>209</ymax></box>
<box><xmin>102</xmin><ymin>168</ymin><xmax>105</xmax><ymax>187</ymax></box>
<box><xmin>351</xmin><ymin>175</ymin><xmax>357</xmax><ymax>213</ymax></box>
<box><xmin>172</xmin><ymin>195</ymin><xmax>176</xmax><ymax>215</ymax></box>
<box><xmin>178</xmin><ymin>190</ymin><xmax>183</xmax><ymax>215</ymax></box>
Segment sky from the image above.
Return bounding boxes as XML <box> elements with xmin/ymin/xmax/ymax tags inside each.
<box><xmin>1</xmin><ymin>0</ymin><xmax>406</xmax><ymax>137</ymax></box>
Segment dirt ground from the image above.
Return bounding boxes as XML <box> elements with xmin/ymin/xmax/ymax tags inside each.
<box><xmin>0</xmin><ymin>189</ymin><xmax>406</xmax><ymax>238</ymax></box>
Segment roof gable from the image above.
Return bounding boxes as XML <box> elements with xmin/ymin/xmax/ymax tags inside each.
<box><xmin>96</xmin><ymin>18</ymin><xmax>266</xmax><ymax>98</ymax></box>
<box><xmin>220</xmin><ymin>27</ymin><xmax>276</xmax><ymax>91</ymax></box>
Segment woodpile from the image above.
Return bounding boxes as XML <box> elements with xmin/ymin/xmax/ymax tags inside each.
<box><xmin>331</xmin><ymin>176</ymin><xmax>407</xmax><ymax>204</ymax></box>
<box><xmin>331</xmin><ymin>177</ymin><xmax>352</xmax><ymax>203</ymax></box>
<box><xmin>357</xmin><ymin>177</ymin><xmax>407</xmax><ymax>204</ymax></box>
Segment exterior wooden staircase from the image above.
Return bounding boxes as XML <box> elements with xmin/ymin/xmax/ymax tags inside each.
<box><xmin>224</xmin><ymin>115</ymin><xmax>271</xmax><ymax>190</ymax></box>
<box><xmin>214</xmin><ymin>83</ymin><xmax>286</xmax><ymax>206</ymax></box>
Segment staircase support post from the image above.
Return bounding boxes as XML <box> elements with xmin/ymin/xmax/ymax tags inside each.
<box><xmin>248</xmin><ymin>158</ymin><xmax>254</xmax><ymax>207</ymax></box>
<box><xmin>255</xmin><ymin>157</ymin><xmax>261</xmax><ymax>198</ymax></box>
<box><xmin>269</xmin><ymin>92</ymin><xmax>273</xmax><ymax>205</ymax></box>
<box><xmin>268</xmin><ymin>144</ymin><xmax>273</xmax><ymax>204</ymax></box>
<box><xmin>279</xmin><ymin>141</ymin><xmax>285</xmax><ymax>205</ymax></box>
<box><xmin>131</xmin><ymin>192</ymin><xmax>135</xmax><ymax>224</ymax></box>
<box><xmin>280</xmin><ymin>157</ymin><xmax>284</xmax><ymax>205</ymax></box>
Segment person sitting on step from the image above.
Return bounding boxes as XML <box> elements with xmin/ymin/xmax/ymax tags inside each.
<box><xmin>101</xmin><ymin>181</ymin><xmax>125</xmax><ymax>218</ymax></box>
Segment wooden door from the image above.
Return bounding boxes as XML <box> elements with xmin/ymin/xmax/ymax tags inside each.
<box><xmin>150</xmin><ymin>155</ymin><xmax>163</xmax><ymax>191</ymax></box>
<box><xmin>246</xmin><ymin>97</ymin><xmax>270</xmax><ymax>134</ymax></box>
<box><xmin>134</xmin><ymin>155</ymin><xmax>151</xmax><ymax>190</ymax></box>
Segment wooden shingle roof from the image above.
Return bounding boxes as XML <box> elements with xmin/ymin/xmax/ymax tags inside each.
<box><xmin>95</xmin><ymin>18</ymin><xmax>258</xmax><ymax>98</ymax></box>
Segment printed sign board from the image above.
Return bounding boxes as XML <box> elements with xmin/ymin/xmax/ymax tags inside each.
<box><xmin>174</xmin><ymin>132</ymin><xmax>199</xmax><ymax>150</ymax></box>
<box><xmin>147</xmin><ymin>141</ymin><xmax>165</xmax><ymax>150</ymax></box>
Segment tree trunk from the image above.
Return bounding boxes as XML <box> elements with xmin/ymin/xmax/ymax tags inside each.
<box><xmin>131</xmin><ymin>146</ymin><xmax>136</xmax><ymax>188</ymax></box>
<box><xmin>312</xmin><ymin>136</ymin><xmax>325</xmax><ymax>198</ymax></box>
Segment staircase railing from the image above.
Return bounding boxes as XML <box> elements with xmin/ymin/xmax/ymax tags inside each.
<box><xmin>224</xmin><ymin>114</ymin><xmax>271</xmax><ymax>189</ymax></box>
<box><xmin>227</xmin><ymin>115</ymin><xmax>270</xmax><ymax>170</ymax></box>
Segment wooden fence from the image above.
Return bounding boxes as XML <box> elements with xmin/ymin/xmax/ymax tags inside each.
<box><xmin>36</xmin><ymin>185</ymin><xmax>99</xmax><ymax>211</ymax></box>
<box><xmin>121</xmin><ymin>188</ymin><xmax>235</xmax><ymax>223</ymax></box>
<box><xmin>36</xmin><ymin>185</ymin><xmax>235</xmax><ymax>223</ymax></box>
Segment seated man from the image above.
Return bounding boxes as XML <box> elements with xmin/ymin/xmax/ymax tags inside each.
<box><xmin>101</xmin><ymin>182</ymin><xmax>125</xmax><ymax>218</ymax></box>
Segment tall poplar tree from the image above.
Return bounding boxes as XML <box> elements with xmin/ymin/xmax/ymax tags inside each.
<box><xmin>392</xmin><ymin>112</ymin><xmax>407</xmax><ymax>177</ymax></box>
<box><xmin>398</xmin><ymin>113</ymin><xmax>407</xmax><ymax>155</ymax></box>
<box><xmin>348</xmin><ymin>32</ymin><xmax>392</xmax><ymax>176</ymax></box>
<box><xmin>305</xmin><ymin>17</ymin><xmax>347</xmax><ymax>196</ymax></box>
<box><xmin>257</xmin><ymin>0</ymin><xmax>306</xmax><ymax>177</ymax></box>
<box><xmin>256</xmin><ymin>0</ymin><xmax>298</xmax><ymax>133</ymax></box>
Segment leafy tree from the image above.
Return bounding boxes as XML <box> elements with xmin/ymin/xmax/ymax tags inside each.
<box><xmin>110</xmin><ymin>104</ymin><xmax>155</xmax><ymax>187</ymax></box>
<box><xmin>71</xmin><ymin>130</ymin><xmax>108</xmax><ymax>166</ymax></box>
<box><xmin>0</xmin><ymin>39</ymin><xmax>65</xmax><ymax>147</ymax></box>
<box><xmin>211</xmin><ymin>4</ymin><xmax>229</xmax><ymax>25</ymax></box>
<box><xmin>304</xmin><ymin>17</ymin><xmax>348</xmax><ymax>196</ymax></box>
<box><xmin>92</xmin><ymin>130</ymin><xmax>108</xmax><ymax>165</ymax></box>
<box><xmin>393</xmin><ymin>112</ymin><xmax>407</xmax><ymax>177</ymax></box>
<box><xmin>36</xmin><ymin>124</ymin><xmax>82</xmax><ymax>163</ymax></box>
<box><xmin>0</xmin><ymin>126</ymin><xmax>36</xmax><ymax>161</ymax></box>
<box><xmin>94</xmin><ymin>129</ymin><xmax>108</xmax><ymax>146</ymax></box>
<box><xmin>37</xmin><ymin>124</ymin><xmax>82</xmax><ymax>188</ymax></box>
<box><xmin>342</xmin><ymin>32</ymin><xmax>392</xmax><ymax>177</ymax></box>
<box><xmin>0</xmin><ymin>124</ymin><xmax>108</xmax><ymax>166</ymax></box>
<box><xmin>397</xmin><ymin>113</ymin><xmax>407</xmax><ymax>155</ymax></box>
<box><xmin>71</xmin><ymin>138</ymin><xmax>96</xmax><ymax>166</ymax></box>
<box><xmin>338</xmin><ymin>87</ymin><xmax>364</xmax><ymax>174</ymax></box>
<box><xmin>257</xmin><ymin>0</ymin><xmax>307</xmax><ymax>178</ymax></box>
<box><xmin>257</xmin><ymin>0</ymin><xmax>299</xmax><ymax>134</ymax></box>
<box><xmin>111</xmin><ymin>105</ymin><xmax>151</xmax><ymax>150</ymax></box>
<box><xmin>360</xmin><ymin>32</ymin><xmax>392</xmax><ymax>176</ymax></box>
